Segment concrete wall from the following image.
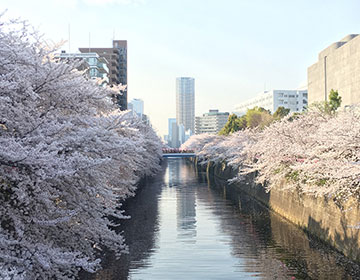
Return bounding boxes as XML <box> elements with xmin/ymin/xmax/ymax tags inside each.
<box><xmin>308</xmin><ymin>34</ymin><xmax>360</xmax><ymax>107</ymax></box>
<box><xmin>203</xmin><ymin>160</ymin><xmax>360</xmax><ymax>262</ymax></box>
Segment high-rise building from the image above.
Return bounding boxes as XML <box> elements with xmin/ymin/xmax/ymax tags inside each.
<box><xmin>308</xmin><ymin>34</ymin><xmax>360</xmax><ymax>108</ymax></box>
<box><xmin>128</xmin><ymin>98</ymin><xmax>149</xmax><ymax>125</ymax></box>
<box><xmin>129</xmin><ymin>98</ymin><xmax>144</xmax><ymax>118</ymax></box>
<box><xmin>195</xmin><ymin>110</ymin><xmax>229</xmax><ymax>134</ymax></box>
<box><xmin>113</xmin><ymin>40</ymin><xmax>128</xmax><ymax>110</ymax></box>
<box><xmin>176</xmin><ymin>77</ymin><xmax>195</xmax><ymax>134</ymax></box>
<box><xmin>178</xmin><ymin>124</ymin><xmax>185</xmax><ymax>146</ymax></box>
<box><xmin>79</xmin><ymin>40</ymin><xmax>128</xmax><ymax>110</ymax></box>
<box><xmin>167</xmin><ymin>118</ymin><xmax>177</xmax><ymax>148</ymax></box>
<box><xmin>171</xmin><ymin>122</ymin><xmax>179</xmax><ymax>148</ymax></box>
<box><xmin>234</xmin><ymin>89</ymin><xmax>308</xmax><ymax>116</ymax></box>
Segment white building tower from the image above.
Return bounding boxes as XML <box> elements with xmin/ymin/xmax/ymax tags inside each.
<box><xmin>176</xmin><ymin>77</ymin><xmax>195</xmax><ymax>134</ymax></box>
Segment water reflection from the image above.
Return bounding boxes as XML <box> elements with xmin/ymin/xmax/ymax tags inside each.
<box><xmin>206</xmin><ymin>174</ymin><xmax>360</xmax><ymax>279</ymax></box>
<box><xmin>80</xmin><ymin>162</ymin><xmax>167</xmax><ymax>280</ymax></box>
<box><xmin>176</xmin><ymin>185</ymin><xmax>197</xmax><ymax>242</ymax></box>
<box><xmin>81</xmin><ymin>159</ymin><xmax>360</xmax><ymax>280</ymax></box>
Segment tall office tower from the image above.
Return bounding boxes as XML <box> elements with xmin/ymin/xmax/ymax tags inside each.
<box><xmin>176</xmin><ymin>77</ymin><xmax>195</xmax><ymax>134</ymax></box>
<box><xmin>79</xmin><ymin>40</ymin><xmax>128</xmax><ymax>110</ymax></box>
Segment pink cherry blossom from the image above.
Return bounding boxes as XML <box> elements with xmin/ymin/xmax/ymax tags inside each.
<box><xmin>0</xmin><ymin>16</ymin><xmax>162</xmax><ymax>279</ymax></box>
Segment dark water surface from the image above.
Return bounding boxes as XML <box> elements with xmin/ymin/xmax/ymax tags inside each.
<box><xmin>81</xmin><ymin>159</ymin><xmax>360</xmax><ymax>279</ymax></box>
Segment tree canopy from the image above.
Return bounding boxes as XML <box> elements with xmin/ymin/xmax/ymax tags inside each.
<box><xmin>329</xmin><ymin>89</ymin><xmax>342</xmax><ymax>113</ymax></box>
<box><xmin>310</xmin><ymin>89</ymin><xmax>342</xmax><ymax>115</ymax></box>
<box><xmin>219</xmin><ymin>114</ymin><xmax>246</xmax><ymax>135</ymax></box>
<box><xmin>0</xmin><ymin>18</ymin><xmax>162</xmax><ymax>279</ymax></box>
<box><xmin>273</xmin><ymin>106</ymin><xmax>290</xmax><ymax>120</ymax></box>
<box><xmin>219</xmin><ymin>106</ymin><xmax>289</xmax><ymax>135</ymax></box>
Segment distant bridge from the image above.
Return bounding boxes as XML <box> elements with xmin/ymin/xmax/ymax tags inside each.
<box><xmin>162</xmin><ymin>149</ymin><xmax>196</xmax><ymax>158</ymax></box>
<box><xmin>162</xmin><ymin>153</ymin><xmax>196</xmax><ymax>158</ymax></box>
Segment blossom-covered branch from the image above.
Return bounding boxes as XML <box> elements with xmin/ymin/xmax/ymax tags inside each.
<box><xmin>0</xmin><ymin>17</ymin><xmax>162</xmax><ymax>279</ymax></box>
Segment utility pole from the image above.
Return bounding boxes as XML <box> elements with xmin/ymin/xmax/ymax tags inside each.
<box><xmin>324</xmin><ymin>56</ymin><xmax>327</xmax><ymax>102</ymax></box>
<box><xmin>88</xmin><ymin>32</ymin><xmax>91</xmax><ymax>52</ymax></box>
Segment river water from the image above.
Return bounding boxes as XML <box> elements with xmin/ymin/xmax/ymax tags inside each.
<box><xmin>82</xmin><ymin>159</ymin><xmax>360</xmax><ymax>279</ymax></box>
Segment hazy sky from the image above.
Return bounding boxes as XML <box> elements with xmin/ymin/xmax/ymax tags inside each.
<box><xmin>1</xmin><ymin>0</ymin><xmax>360</xmax><ymax>136</ymax></box>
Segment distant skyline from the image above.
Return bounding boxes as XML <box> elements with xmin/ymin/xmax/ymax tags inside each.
<box><xmin>1</xmin><ymin>0</ymin><xmax>360</xmax><ymax>136</ymax></box>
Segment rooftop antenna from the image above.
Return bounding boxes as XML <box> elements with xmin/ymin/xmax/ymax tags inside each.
<box><xmin>88</xmin><ymin>32</ymin><xmax>91</xmax><ymax>52</ymax></box>
<box><xmin>113</xmin><ymin>29</ymin><xmax>115</xmax><ymax>41</ymax></box>
<box><xmin>264</xmin><ymin>82</ymin><xmax>266</xmax><ymax>92</ymax></box>
<box><xmin>68</xmin><ymin>23</ymin><xmax>70</xmax><ymax>52</ymax></box>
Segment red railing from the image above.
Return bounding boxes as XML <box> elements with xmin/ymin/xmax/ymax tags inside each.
<box><xmin>162</xmin><ymin>148</ymin><xmax>195</xmax><ymax>154</ymax></box>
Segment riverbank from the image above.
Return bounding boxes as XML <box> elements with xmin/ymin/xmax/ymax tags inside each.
<box><xmin>195</xmin><ymin>159</ymin><xmax>360</xmax><ymax>262</ymax></box>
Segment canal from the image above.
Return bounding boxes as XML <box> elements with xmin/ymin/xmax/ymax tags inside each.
<box><xmin>82</xmin><ymin>159</ymin><xmax>360</xmax><ymax>279</ymax></box>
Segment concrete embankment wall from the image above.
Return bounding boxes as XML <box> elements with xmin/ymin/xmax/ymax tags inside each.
<box><xmin>200</xmin><ymin>160</ymin><xmax>360</xmax><ymax>262</ymax></box>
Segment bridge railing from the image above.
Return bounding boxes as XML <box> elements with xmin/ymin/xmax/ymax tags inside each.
<box><xmin>162</xmin><ymin>149</ymin><xmax>195</xmax><ymax>154</ymax></box>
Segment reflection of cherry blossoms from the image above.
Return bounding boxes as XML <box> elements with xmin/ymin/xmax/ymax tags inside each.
<box><xmin>183</xmin><ymin>109</ymin><xmax>360</xmax><ymax>203</ymax></box>
<box><xmin>0</xmin><ymin>18</ymin><xmax>161</xmax><ymax>279</ymax></box>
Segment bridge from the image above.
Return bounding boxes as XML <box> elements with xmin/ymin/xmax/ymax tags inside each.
<box><xmin>162</xmin><ymin>149</ymin><xmax>196</xmax><ymax>158</ymax></box>
<box><xmin>162</xmin><ymin>153</ymin><xmax>196</xmax><ymax>158</ymax></box>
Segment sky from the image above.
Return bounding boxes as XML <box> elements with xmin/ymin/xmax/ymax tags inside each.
<box><xmin>1</xmin><ymin>0</ymin><xmax>360</xmax><ymax>136</ymax></box>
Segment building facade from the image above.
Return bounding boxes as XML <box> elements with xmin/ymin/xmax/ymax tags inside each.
<box><xmin>170</xmin><ymin>121</ymin><xmax>179</xmax><ymax>148</ymax></box>
<box><xmin>79</xmin><ymin>40</ymin><xmax>128</xmax><ymax>110</ymax></box>
<box><xmin>308</xmin><ymin>34</ymin><xmax>360</xmax><ymax>108</ymax></box>
<box><xmin>167</xmin><ymin>118</ymin><xmax>177</xmax><ymax>148</ymax></box>
<box><xmin>128</xmin><ymin>98</ymin><xmax>150</xmax><ymax>125</ymax></box>
<box><xmin>234</xmin><ymin>89</ymin><xmax>308</xmax><ymax>116</ymax></box>
<box><xmin>167</xmin><ymin>118</ymin><xmax>190</xmax><ymax>148</ymax></box>
<box><xmin>113</xmin><ymin>40</ymin><xmax>128</xmax><ymax>110</ymax></box>
<box><xmin>195</xmin><ymin>110</ymin><xmax>229</xmax><ymax>134</ymax></box>
<box><xmin>128</xmin><ymin>98</ymin><xmax>144</xmax><ymax>118</ymax></box>
<box><xmin>56</xmin><ymin>51</ymin><xmax>109</xmax><ymax>85</ymax></box>
<box><xmin>176</xmin><ymin>77</ymin><xmax>195</xmax><ymax>134</ymax></box>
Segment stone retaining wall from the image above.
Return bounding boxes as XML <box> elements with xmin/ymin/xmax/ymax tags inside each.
<box><xmin>200</xmin><ymin>160</ymin><xmax>360</xmax><ymax>262</ymax></box>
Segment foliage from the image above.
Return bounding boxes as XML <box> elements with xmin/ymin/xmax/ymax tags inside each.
<box><xmin>219</xmin><ymin>114</ymin><xmax>245</xmax><ymax>135</ymax></box>
<box><xmin>219</xmin><ymin>106</ymin><xmax>287</xmax><ymax>135</ymax></box>
<box><xmin>309</xmin><ymin>89</ymin><xmax>342</xmax><ymax>116</ymax></box>
<box><xmin>0</xmin><ymin>18</ymin><xmax>162</xmax><ymax>279</ymax></box>
<box><xmin>329</xmin><ymin>89</ymin><xmax>342</xmax><ymax>113</ymax></box>
<box><xmin>273</xmin><ymin>106</ymin><xmax>290</xmax><ymax>120</ymax></box>
<box><xmin>245</xmin><ymin>107</ymin><xmax>273</xmax><ymax>129</ymax></box>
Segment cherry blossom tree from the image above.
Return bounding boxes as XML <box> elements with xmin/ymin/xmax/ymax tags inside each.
<box><xmin>0</xmin><ymin>17</ymin><xmax>161</xmax><ymax>279</ymax></box>
<box><xmin>184</xmin><ymin>107</ymin><xmax>360</xmax><ymax>204</ymax></box>
<box><xmin>242</xmin><ymin>110</ymin><xmax>360</xmax><ymax>202</ymax></box>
